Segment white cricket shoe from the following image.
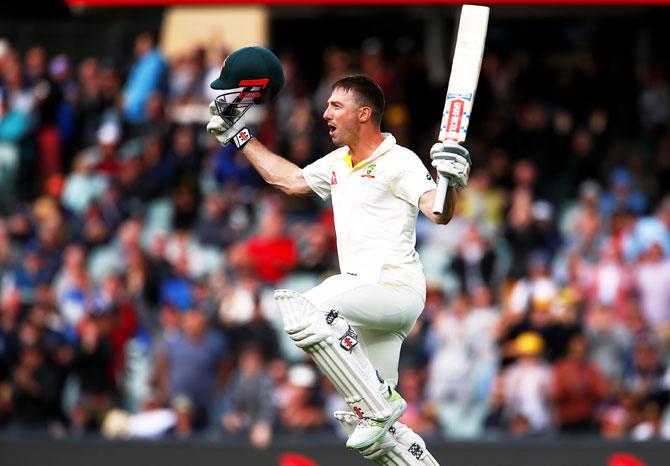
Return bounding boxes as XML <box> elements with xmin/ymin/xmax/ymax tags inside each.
<box><xmin>345</xmin><ymin>388</ymin><xmax>407</xmax><ymax>450</ymax></box>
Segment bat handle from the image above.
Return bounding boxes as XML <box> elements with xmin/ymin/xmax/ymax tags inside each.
<box><xmin>432</xmin><ymin>175</ymin><xmax>449</xmax><ymax>215</ymax></box>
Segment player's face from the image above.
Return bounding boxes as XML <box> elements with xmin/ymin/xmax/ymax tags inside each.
<box><xmin>323</xmin><ymin>88</ymin><xmax>360</xmax><ymax>147</ymax></box>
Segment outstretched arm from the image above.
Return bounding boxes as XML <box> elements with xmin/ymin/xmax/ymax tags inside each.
<box><xmin>206</xmin><ymin>102</ymin><xmax>313</xmax><ymax>196</ymax></box>
<box><xmin>241</xmin><ymin>139</ymin><xmax>313</xmax><ymax>196</ymax></box>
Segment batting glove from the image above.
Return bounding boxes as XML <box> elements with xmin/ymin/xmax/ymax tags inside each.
<box><xmin>206</xmin><ymin>101</ymin><xmax>254</xmax><ymax>149</ymax></box>
<box><xmin>430</xmin><ymin>140</ymin><xmax>471</xmax><ymax>189</ymax></box>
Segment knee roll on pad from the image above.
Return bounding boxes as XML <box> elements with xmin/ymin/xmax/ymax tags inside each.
<box><xmin>275</xmin><ymin>289</ymin><xmax>331</xmax><ymax>348</ymax></box>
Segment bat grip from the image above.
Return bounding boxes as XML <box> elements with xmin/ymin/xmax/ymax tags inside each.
<box><xmin>432</xmin><ymin>175</ymin><xmax>449</xmax><ymax>215</ymax></box>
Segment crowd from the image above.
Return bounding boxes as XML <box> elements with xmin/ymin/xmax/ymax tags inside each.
<box><xmin>0</xmin><ymin>26</ymin><xmax>669</xmax><ymax>446</ymax></box>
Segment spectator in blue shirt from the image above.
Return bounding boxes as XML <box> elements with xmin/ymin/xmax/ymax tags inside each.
<box><xmin>154</xmin><ymin>305</ymin><xmax>227</xmax><ymax>430</ymax></box>
<box><xmin>122</xmin><ymin>32</ymin><xmax>167</xmax><ymax>125</ymax></box>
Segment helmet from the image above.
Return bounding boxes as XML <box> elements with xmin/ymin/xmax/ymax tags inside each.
<box><xmin>210</xmin><ymin>46</ymin><xmax>285</xmax><ymax>126</ymax></box>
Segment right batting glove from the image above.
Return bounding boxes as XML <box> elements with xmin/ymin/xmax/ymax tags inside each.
<box><xmin>430</xmin><ymin>140</ymin><xmax>471</xmax><ymax>189</ymax></box>
<box><xmin>206</xmin><ymin>101</ymin><xmax>254</xmax><ymax>149</ymax></box>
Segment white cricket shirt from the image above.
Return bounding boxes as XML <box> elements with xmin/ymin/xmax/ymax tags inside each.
<box><xmin>302</xmin><ymin>133</ymin><xmax>436</xmax><ymax>280</ymax></box>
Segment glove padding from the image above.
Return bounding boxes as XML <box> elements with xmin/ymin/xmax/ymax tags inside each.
<box><xmin>430</xmin><ymin>140</ymin><xmax>471</xmax><ymax>189</ymax></box>
<box><xmin>206</xmin><ymin>101</ymin><xmax>253</xmax><ymax>149</ymax></box>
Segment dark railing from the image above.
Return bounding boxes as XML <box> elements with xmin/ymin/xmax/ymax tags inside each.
<box><xmin>1</xmin><ymin>436</ymin><xmax>669</xmax><ymax>466</ymax></box>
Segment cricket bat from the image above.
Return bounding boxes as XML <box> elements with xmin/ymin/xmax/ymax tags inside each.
<box><xmin>432</xmin><ymin>4</ymin><xmax>489</xmax><ymax>215</ymax></box>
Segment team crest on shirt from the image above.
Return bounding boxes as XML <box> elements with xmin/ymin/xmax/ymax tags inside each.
<box><xmin>361</xmin><ymin>164</ymin><xmax>376</xmax><ymax>179</ymax></box>
<box><xmin>330</xmin><ymin>171</ymin><xmax>337</xmax><ymax>185</ymax></box>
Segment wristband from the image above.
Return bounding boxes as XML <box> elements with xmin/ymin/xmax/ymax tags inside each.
<box><xmin>232</xmin><ymin>127</ymin><xmax>254</xmax><ymax>149</ymax></box>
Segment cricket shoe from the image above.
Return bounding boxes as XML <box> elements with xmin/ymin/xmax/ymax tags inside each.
<box><xmin>345</xmin><ymin>388</ymin><xmax>407</xmax><ymax>450</ymax></box>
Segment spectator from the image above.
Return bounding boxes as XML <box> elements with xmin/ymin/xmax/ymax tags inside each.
<box><xmin>585</xmin><ymin>303</ymin><xmax>633</xmax><ymax>385</ymax></box>
<box><xmin>122</xmin><ymin>33</ymin><xmax>167</xmax><ymax>125</ymax></box>
<box><xmin>624</xmin><ymin>195</ymin><xmax>670</xmax><ymax>262</ymax></box>
<box><xmin>70</xmin><ymin>307</ymin><xmax>116</xmax><ymax>432</ymax></box>
<box><xmin>450</xmin><ymin>223</ymin><xmax>497</xmax><ymax>294</ymax></box>
<box><xmin>194</xmin><ymin>191</ymin><xmax>237</xmax><ymax>249</ymax></box>
<box><xmin>502</xmin><ymin>332</ymin><xmax>553</xmax><ymax>435</ymax></box>
<box><xmin>552</xmin><ymin>333</ymin><xmax>608</xmax><ymax>433</ymax></box>
<box><xmin>226</xmin><ymin>293</ymin><xmax>280</xmax><ymax>361</ymax></box>
<box><xmin>587</xmin><ymin>238</ymin><xmax>633</xmax><ymax>318</ymax></box>
<box><xmin>229</xmin><ymin>212</ymin><xmax>298</xmax><ymax>285</ymax></box>
<box><xmin>634</xmin><ymin>243</ymin><xmax>670</xmax><ymax>344</ymax></box>
<box><xmin>6</xmin><ymin>343</ymin><xmax>62</xmax><ymax>431</ymax></box>
<box><xmin>600</xmin><ymin>168</ymin><xmax>647</xmax><ymax>217</ymax></box>
<box><xmin>220</xmin><ymin>344</ymin><xmax>274</xmax><ymax>448</ymax></box>
<box><xmin>398</xmin><ymin>367</ymin><xmax>437</xmax><ymax>436</ymax></box>
<box><xmin>0</xmin><ymin>86</ymin><xmax>31</xmax><ymax>212</ymax></box>
<box><xmin>427</xmin><ymin>293</ymin><xmax>495</xmax><ymax>437</ymax></box>
<box><xmin>153</xmin><ymin>305</ymin><xmax>227</xmax><ymax>430</ymax></box>
<box><xmin>61</xmin><ymin>151</ymin><xmax>108</xmax><ymax>214</ymax></box>
<box><xmin>277</xmin><ymin>364</ymin><xmax>325</xmax><ymax>433</ymax></box>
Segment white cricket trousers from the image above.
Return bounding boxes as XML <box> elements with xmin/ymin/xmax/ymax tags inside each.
<box><xmin>302</xmin><ymin>265</ymin><xmax>426</xmax><ymax>388</ymax></box>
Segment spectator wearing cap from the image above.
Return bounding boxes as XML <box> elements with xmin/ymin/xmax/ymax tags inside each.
<box><xmin>624</xmin><ymin>195</ymin><xmax>670</xmax><ymax>263</ymax></box>
<box><xmin>277</xmin><ymin>364</ymin><xmax>325</xmax><ymax>433</ymax></box>
<box><xmin>502</xmin><ymin>332</ymin><xmax>554</xmax><ymax>435</ymax></box>
<box><xmin>600</xmin><ymin>168</ymin><xmax>647</xmax><ymax>217</ymax></box>
<box><xmin>9</xmin><ymin>243</ymin><xmax>50</xmax><ymax>304</ymax></box>
<box><xmin>153</xmin><ymin>304</ymin><xmax>227</xmax><ymax>430</ymax></box>
<box><xmin>95</xmin><ymin>121</ymin><xmax>122</xmax><ymax>178</ymax></box>
<box><xmin>61</xmin><ymin>150</ymin><xmax>108</xmax><ymax>214</ymax></box>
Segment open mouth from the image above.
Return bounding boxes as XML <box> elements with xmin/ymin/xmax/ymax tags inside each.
<box><xmin>327</xmin><ymin>124</ymin><xmax>336</xmax><ymax>136</ymax></box>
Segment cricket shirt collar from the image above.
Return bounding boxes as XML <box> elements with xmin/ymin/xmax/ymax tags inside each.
<box><xmin>343</xmin><ymin>133</ymin><xmax>396</xmax><ymax>169</ymax></box>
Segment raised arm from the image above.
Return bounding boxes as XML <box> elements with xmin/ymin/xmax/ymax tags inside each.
<box><xmin>240</xmin><ymin>139</ymin><xmax>313</xmax><ymax>196</ymax></box>
<box><xmin>206</xmin><ymin>102</ymin><xmax>313</xmax><ymax>196</ymax></box>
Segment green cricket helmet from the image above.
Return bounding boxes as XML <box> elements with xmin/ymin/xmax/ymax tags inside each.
<box><xmin>210</xmin><ymin>46</ymin><xmax>285</xmax><ymax>126</ymax></box>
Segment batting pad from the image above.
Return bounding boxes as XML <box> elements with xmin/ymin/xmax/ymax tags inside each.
<box><xmin>274</xmin><ymin>289</ymin><xmax>392</xmax><ymax>420</ymax></box>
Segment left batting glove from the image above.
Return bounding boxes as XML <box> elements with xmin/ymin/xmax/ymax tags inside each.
<box><xmin>206</xmin><ymin>101</ymin><xmax>254</xmax><ymax>149</ymax></box>
<box><xmin>430</xmin><ymin>141</ymin><xmax>471</xmax><ymax>189</ymax></box>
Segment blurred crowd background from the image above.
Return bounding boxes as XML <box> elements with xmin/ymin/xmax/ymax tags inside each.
<box><xmin>0</xmin><ymin>6</ymin><xmax>670</xmax><ymax>448</ymax></box>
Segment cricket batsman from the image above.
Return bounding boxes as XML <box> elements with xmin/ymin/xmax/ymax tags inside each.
<box><xmin>207</xmin><ymin>47</ymin><xmax>470</xmax><ymax>465</ymax></box>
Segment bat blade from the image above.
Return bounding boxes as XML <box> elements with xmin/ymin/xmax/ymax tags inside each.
<box><xmin>433</xmin><ymin>4</ymin><xmax>489</xmax><ymax>215</ymax></box>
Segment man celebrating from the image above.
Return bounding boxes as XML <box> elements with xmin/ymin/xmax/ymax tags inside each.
<box><xmin>207</xmin><ymin>47</ymin><xmax>470</xmax><ymax>465</ymax></box>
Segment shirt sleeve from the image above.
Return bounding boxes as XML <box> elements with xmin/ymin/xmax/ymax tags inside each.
<box><xmin>391</xmin><ymin>152</ymin><xmax>437</xmax><ymax>207</ymax></box>
<box><xmin>302</xmin><ymin>152</ymin><xmax>337</xmax><ymax>200</ymax></box>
